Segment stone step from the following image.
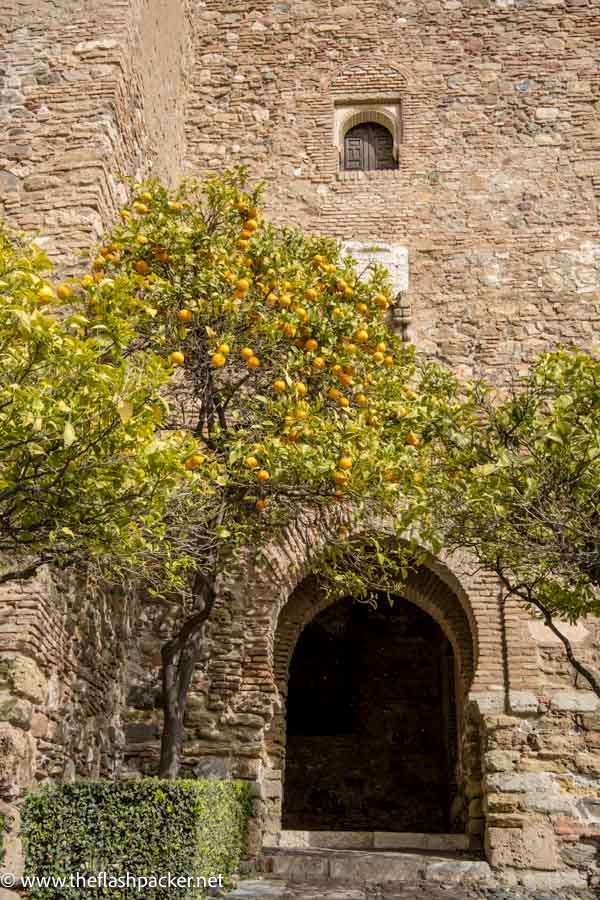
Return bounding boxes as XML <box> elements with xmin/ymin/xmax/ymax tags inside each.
<box><xmin>262</xmin><ymin>847</ymin><xmax>496</xmax><ymax>887</ymax></box>
<box><xmin>224</xmin><ymin>879</ymin><xmax>486</xmax><ymax>900</ymax></box>
<box><xmin>279</xmin><ymin>830</ymin><xmax>473</xmax><ymax>852</ymax></box>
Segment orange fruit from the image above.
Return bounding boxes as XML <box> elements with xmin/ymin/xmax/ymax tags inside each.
<box><xmin>384</xmin><ymin>355</ymin><xmax>395</xmax><ymax>367</ymax></box>
<box><xmin>245</xmin><ymin>456</ymin><xmax>259</xmax><ymax>469</ymax></box>
<box><xmin>133</xmin><ymin>202</ymin><xmax>148</xmax><ymax>214</ymax></box>
<box><xmin>257</xmin><ymin>469</ymin><xmax>270</xmax><ymax>481</ymax></box>
<box><xmin>134</xmin><ymin>260</ymin><xmax>149</xmax><ymax>275</ymax></box>
<box><xmin>356</xmin><ymin>329</ymin><xmax>369</xmax><ymax>343</ymax></box>
<box><xmin>356</xmin><ymin>394</ymin><xmax>368</xmax><ymax>407</ymax></box>
<box><xmin>294</xmin><ymin>382</ymin><xmax>308</xmax><ymax>396</ymax></box>
<box><xmin>57</xmin><ymin>284</ymin><xmax>72</xmax><ymax>301</ymax></box>
<box><xmin>36</xmin><ymin>285</ymin><xmax>55</xmax><ymax>304</ymax></box>
<box><xmin>357</xmin><ymin>303</ymin><xmax>368</xmax><ymax>314</ymax></box>
<box><xmin>217</xmin><ymin>343</ymin><xmax>230</xmax><ymax>354</ymax></box>
<box><xmin>373</xmin><ymin>351</ymin><xmax>385</xmax><ymax>363</ymax></box>
<box><xmin>327</xmin><ymin>387</ymin><xmax>341</xmax><ymax>400</ymax></box>
<box><xmin>211</xmin><ymin>352</ymin><xmax>226</xmax><ymax>368</ymax></box>
<box><xmin>169</xmin><ymin>351</ymin><xmax>185</xmax><ymax>366</ymax></box>
<box><xmin>405</xmin><ymin>432</ymin><xmax>420</xmax><ymax>447</ymax></box>
<box><xmin>338</xmin><ymin>396</ymin><xmax>349</xmax><ymax>408</ymax></box>
<box><xmin>279</xmin><ymin>295</ymin><xmax>292</xmax><ymax>308</ymax></box>
<box><xmin>375</xmin><ymin>294</ymin><xmax>389</xmax><ymax>309</ymax></box>
<box><xmin>313</xmin><ymin>357</ymin><xmax>326</xmax><ymax>369</ymax></box>
<box><xmin>237</xmin><ymin>239</ymin><xmax>249</xmax><ymax>249</ymax></box>
<box><xmin>273</xmin><ymin>379</ymin><xmax>286</xmax><ymax>392</ymax></box>
<box><xmin>333</xmin><ymin>470</ymin><xmax>348</xmax><ymax>484</ymax></box>
<box><xmin>184</xmin><ymin>454</ymin><xmax>205</xmax><ymax>470</ymax></box>
<box><xmin>240</xmin><ymin>347</ymin><xmax>254</xmax><ymax>360</ymax></box>
<box><xmin>236</xmin><ymin>278</ymin><xmax>250</xmax><ymax>292</ymax></box>
<box><xmin>177</xmin><ymin>309</ymin><xmax>193</xmax><ymax>323</ymax></box>
<box><xmin>283</xmin><ymin>323</ymin><xmax>297</xmax><ymax>337</ymax></box>
<box><xmin>304</xmin><ymin>338</ymin><xmax>318</xmax><ymax>352</ymax></box>
<box><xmin>339</xmin><ymin>457</ymin><xmax>353</xmax><ymax>470</ymax></box>
<box><xmin>332</xmin><ymin>307</ymin><xmax>343</xmax><ymax>319</ymax></box>
<box><xmin>247</xmin><ymin>355</ymin><xmax>261</xmax><ymax>368</ymax></box>
<box><xmin>244</xmin><ymin>219</ymin><xmax>258</xmax><ymax>232</ymax></box>
<box><xmin>376</xmin><ymin>342</ymin><xmax>386</xmax><ymax>353</ymax></box>
<box><xmin>305</xmin><ymin>288</ymin><xmax>318</xmax><ymax>301</ymax></box>
<box><xmin>256</xmin><ymin>498</ymin><xmax>268</xmax><ymax>512</ymax></box>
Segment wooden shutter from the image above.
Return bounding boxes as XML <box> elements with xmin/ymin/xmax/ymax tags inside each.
<box><xmin>343</xmin><ymin>123</ymin><xmax>396</xmax><ymax>171</ymax></box>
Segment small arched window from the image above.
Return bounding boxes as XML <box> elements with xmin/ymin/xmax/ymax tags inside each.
<box><xmin>343</xmin><ymin>122</ymin><xmax>397</xmax><ymax>172</ymax></box>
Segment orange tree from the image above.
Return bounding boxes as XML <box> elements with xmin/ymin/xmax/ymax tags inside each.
<box><xmin>0</xmin><ymin>226</ymin><xmax>197</xmax><ymax>589</ymax></box>
<box><xmin>65</xmin><ymin>168</ymin><xmax>459</xmax><ymax>777</ymax></box>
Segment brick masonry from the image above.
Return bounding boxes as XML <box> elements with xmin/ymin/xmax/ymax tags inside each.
<box><xmin>0</xmin><ymin>0</ymin><xmax>599</xmax><ymax>892</ymax></box>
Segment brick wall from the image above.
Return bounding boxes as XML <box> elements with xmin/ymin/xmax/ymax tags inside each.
<box><xmin>0</xmin><ymin>0</ymin><xmax>192</xmax><ymax>269</ymax></box>
<box><xmin>184</xmin><ymin>0</ymin><xmax>600</xmax><ymax>380</ymax></box>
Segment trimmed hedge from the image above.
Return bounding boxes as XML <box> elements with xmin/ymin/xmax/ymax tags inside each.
<box><xmin>21</xmin><ymin>779</ymin><xmax>254</xmax><ymax>899</ymax></box>
<box><xmin>0</xmin><ymin>811</ymin><xmax>9</xmax><ymax>866</ymax></box>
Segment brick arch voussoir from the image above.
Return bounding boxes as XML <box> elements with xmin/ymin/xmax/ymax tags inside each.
<box><xmin>330</xmin><ymin>56</ymin><xmax>412</xmax><ymax>92</ymax></box>
<box><xmin>226</xmin><ymin>515</ymin><xmax>481</xmax><ymax>722</ymax></box>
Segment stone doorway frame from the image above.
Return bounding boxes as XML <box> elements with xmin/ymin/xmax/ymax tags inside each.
<box><xmin>263</xmin><ymin>556</ymin><xmax>481</xmax><ymax>848</ymax></box>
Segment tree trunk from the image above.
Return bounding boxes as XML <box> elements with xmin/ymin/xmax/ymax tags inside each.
<box><xmin>158</xmin><ymin>573</ymin><xmax>216</xmax><ymax>779</ymax></box>
<box><xmin>159</xmin><ymin>648</ymin><xmax>185</xmax><ymax>780</ymax></box>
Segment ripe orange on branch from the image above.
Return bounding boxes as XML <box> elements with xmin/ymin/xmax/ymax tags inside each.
<box><xmin>184</xmin><ymin>454</ymin><xmax>205</xmax><ymax>470</ymax></box>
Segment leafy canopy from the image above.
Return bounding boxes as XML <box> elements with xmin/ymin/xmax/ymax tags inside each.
<box><xmin>0</xmin><ymin>226</ymin><xmax>196</xmax><ymax>585</ymax></box>
<box><xmin>1</xmin><ymin>168</ymin><xmax>461</xmax><ymax>601</ymax></box>
<box><xmin>419</xmin><ymin>348</ymin><xmax>600</xmax><ymax>622</ymax></box>
<box><xmin>70</xmin><ymin>168</ymin><xmax>458</xmax><ymax>586</ymax></box>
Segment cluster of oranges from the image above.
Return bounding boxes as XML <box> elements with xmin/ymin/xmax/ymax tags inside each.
<box><xmin>232</xmin><ymin>198</ymin><xmax>260</xmax><ymax>251</ymax></box>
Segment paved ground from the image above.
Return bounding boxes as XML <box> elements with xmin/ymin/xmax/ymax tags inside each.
<box><xmin>221</xmin><ymin>879</ymin><xmax>598</xmax><ymax>900</ymax></box>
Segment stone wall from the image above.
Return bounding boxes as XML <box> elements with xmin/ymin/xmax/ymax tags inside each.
<box><xmin>185</xmin><ymin>0</ymin><xmax>600</xmax><ymax>381</ymax></box>
<box><xmin>0</xmin><ymin>568</ymin><xmax>134</xmax><ymax>887</ymax></box>
<box><xmin>0</xmin><ymin>3</ymin><xmax>193</xmax><ymax>889</ymax></box>
<box><xmin>0</xmin><ymin>0</ymin><xmax>599</xmax><ymax>889</ymax></box>
<box><xmin>0</xmin><ymin>0</ymin><xmax>193</xmax><ymax>269</ymax></box>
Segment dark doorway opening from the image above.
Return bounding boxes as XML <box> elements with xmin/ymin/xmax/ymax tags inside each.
<box><xmin>282</xmin><ymin>597</ymin><xmax>457</xmax><ymax>832</ymax></box>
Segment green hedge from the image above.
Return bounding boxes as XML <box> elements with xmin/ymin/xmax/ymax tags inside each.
<box><xmin>0</xmin><ymin>811</ymin><xmax>10</xmax><ymax>866</ymax></box>
<box><xmin>21</xmin><ymin>779</ymin><xmax>254</xmax><ymax>899</ymax></box>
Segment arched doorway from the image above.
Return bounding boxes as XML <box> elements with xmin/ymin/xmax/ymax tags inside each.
<box><xmin>282</xmin><ymin>596</ymin><xmax>458</xmax><ymax>833</ymax></box>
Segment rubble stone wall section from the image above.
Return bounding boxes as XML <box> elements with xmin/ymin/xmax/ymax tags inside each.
<box><xmin>0</xmin><ymin>568</ymin><xmax>134</xmax><ymax>887</ymax></box>
<box><xmin>0</xmin><ymin>0</ymin><xmax>193</xmax><ymax>270</ymax></box>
